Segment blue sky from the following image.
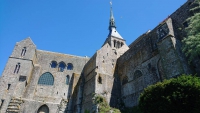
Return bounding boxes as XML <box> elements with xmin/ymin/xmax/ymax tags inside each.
<box><xmin>0</xmin><ymin>0</ymin><xmax>186</xmax><ymax>75</ymax></box>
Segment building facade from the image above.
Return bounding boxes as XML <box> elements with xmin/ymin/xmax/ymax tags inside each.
<box><xmin>0</xmin><ymin>0</ymin><xmax>199</xmax><ymax>112</ymax></box>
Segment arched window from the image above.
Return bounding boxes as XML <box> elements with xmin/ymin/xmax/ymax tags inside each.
<box><xmin>98</xmin><ymin>76</ymin><xmax>102</xmax><ymax>84</ymax></box>
<box><xmin>58</xmin><ymin>62</ymin><xmax>66</xmax><ymax>72</ymax></box>
<box><xmin>37</xmin><ymin>104</ymin><xmax>49</xmax><ymax>113</ymax></box>
<box><xmin>67</xmin><ymin>63</ymin><xmax>73</xmax><ymax>70</ymax></box>
<box><xmin>50</xmin><ymin>61</ymin><xmax>57</xmax><ymax>68</ymax></box>
<box><xmin>38</xmin><ymin>72</ymin><xmax>54</xmax><ymax>85</ymax></box>
<box><xmin>134</xmin><ymin>70</ymin><xmax>142</xmax><ymax>80</ymax></box>
<box><xmin>122</xmin><ymin>76</ymin><xmax>128</xmax><ymax>85</ymax></box>
<box><xmin>21</xmin><ymin>47</ymin><xmax>26</xmax><ymax>57</ymax></box>
<box><xmin>14</xmin><ymin>63</ymin><xmax>20</xmax><ymax>74</ymax></box>
<box><xmin>66</xmin><ymin>75</ymin><xmax>70</xmax><ymax>85</ymax></box>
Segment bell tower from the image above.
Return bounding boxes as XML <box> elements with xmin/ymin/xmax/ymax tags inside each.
<box><xmin>103</xmin><ymin>2</ymin><xmax>129</xmax><ymax>57</ymax></box>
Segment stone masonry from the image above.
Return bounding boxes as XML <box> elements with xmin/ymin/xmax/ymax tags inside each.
<box><xmin>0</xmin><ymin>0</ymin><xmax>199</xmax><ymax>112</ymax></box>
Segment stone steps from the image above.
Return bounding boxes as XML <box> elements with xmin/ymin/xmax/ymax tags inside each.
<box><xmin>6</xmin><ymin>97</ymin><xmax>23</xmax><ymax>113</ymax></box>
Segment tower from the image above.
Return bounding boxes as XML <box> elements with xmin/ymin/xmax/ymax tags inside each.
<box><xmin>0</xmin><ymin>38</ymin><xmax>36</xmax><ymax>112</ymax></box>
<box><xmin>81</xmin><ymin>3</ymin><xmax>129</xmax><ymax>112</ymax></box>
<box><xmin>102</xmin><ymin>3</ymin><xmax>129</xmax><ymax>57</ymax></box>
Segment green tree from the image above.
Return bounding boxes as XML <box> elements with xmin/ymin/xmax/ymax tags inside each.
<box><xmin>182</xmin><ymin>0</ymin><xmax>200</xmax><ymax>62</ymax></box>
<box><xmin>139</xmin><ymin>75</ymin><xmax>200</xmax><ymax>113</ymax></box>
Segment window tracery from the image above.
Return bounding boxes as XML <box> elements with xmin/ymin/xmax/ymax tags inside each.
<box><xmin>38</xmin><ymin>72</ymin><xmax>54</xmax><ymax>85</ymax></box>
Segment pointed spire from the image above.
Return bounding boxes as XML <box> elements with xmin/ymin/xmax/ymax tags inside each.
<box><xmin>108</xmin><ymin>1</ymin><xmax>123</xmax><ymax>39</ymax></box>
<box><xmin>109</xmin><ymin>1</ymin><xmax>116</xmax><ymax>30</ymax></box>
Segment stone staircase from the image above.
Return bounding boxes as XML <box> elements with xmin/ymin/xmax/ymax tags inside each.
<box><xmin>6</xmin><ymin>97</ymin><xmax>23</xmax><ymax>113</ymax></box>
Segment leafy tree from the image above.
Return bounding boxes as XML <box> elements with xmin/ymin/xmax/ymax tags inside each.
<box><xmin>182</xmin><ymin>0</ymin><xmax>200</xmax><ymax>62</ymax></box>
<box><xmin>139</xmin><ymin>75</ymin><xmax>200</xmax><ymax>113</ymax></box>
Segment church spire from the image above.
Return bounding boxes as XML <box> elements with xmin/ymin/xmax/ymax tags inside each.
<box><xmin>109</xmin><ymin>2</ymin><xmax>116</xmax><ymax>30</ymax></box>
<box><xmin>108</xmin><ymin>1</ymin><xmax>123</xmax><ymax>39</ymax></box>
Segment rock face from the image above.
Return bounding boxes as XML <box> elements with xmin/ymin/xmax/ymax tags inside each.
<box><xmin>0</xmin><ymin>0</ymin><xmax>199</xmax><ymax>112</ymax></box>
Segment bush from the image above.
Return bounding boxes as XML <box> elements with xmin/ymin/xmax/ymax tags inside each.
<box><xmin>121</xmin><ymin>106</ymin><xmax>142</xmax><ymax>113</ymax></box>
<box><xmin>182</xmin><ymin>0</ymin><xmax>200</xmax><ymax>62</ymax></box>
<box><xmin>139</xmin><ymin>75</ymin><xmax>200</xmax><ymax>113</ymax></box>
<box><xmin>93</xmin><ymin>95</ymin><xmax>121</xmax><ymax>113</ymax></box>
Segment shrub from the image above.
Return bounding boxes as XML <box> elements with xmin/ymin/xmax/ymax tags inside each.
<box><xmin>93</xmin><ymin>95</ymin><xmax>121</xmax><ymax>113</ymax></box>
<box><xmin>139</xmin><ymin>75</ymin><xmax>200</xmax><ymax>113</ymax></box>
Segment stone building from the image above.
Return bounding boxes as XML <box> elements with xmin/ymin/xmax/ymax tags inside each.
<box><xmin>0</xmin><ymin>0</ymin><xmax>199</xmax><ymax>112</ymax></box>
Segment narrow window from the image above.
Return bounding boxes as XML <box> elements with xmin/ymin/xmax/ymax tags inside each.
<box><xmin>113</xmin><ymin>40</ymin><xmax>116</xmax><ymax>47</ymax></box>
<box><xmin>0</xmin><ymin>99</ymin><xmax>4</xmax><ymax>109</ymax></box>
<box><xmin>21</xmin><ymin>47</ymin><xmax>26</xmax><ymax>57</ymax></box>
<box><xmin>66</xmin><ymin>75</ymin><xmax>70</xmax><ymax>85</ymax></box>
<box><xmin>98</xmin><ymin>76</ymin><xmax>102</xmax><ymax>84</ymax></box>
<box><xmin>7</xmin><ymin>84</ymin><xmax>11</xmax><ymax>90</ymax></box>
<box><xmin>17</xmin><ymin>64</ymin><xmax>20</xmax><ymax>74</ymax></box>
<box><xmin>14</xmin><ymin>63</ymin><xmax>20</xmax><ymax>74</ymax></box>
<box><xmin>14</xmin><ymin>65</ymin><xmax>18</xmax><ymax>73</ymax></box>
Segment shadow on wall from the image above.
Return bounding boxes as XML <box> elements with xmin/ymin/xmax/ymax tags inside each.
<box><xmin>110</xmin><ymin>65</ymin><xmax>122</xmax><ymax>109</ymax></box>
<box><xmin>65</xmin><ymin>73</ymin><xmax>84</xmax><ymax>113</ymax></box>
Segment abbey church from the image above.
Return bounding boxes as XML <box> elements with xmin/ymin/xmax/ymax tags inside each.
<box><xmin>0</xmin><ymin>0</ymin><xmax>199</xmax><ymax>113</ymax></box>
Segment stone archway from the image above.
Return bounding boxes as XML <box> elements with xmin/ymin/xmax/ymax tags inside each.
<box><xmin>37</xmin><ymin>105</ymin><xmax>49</xmax><ymax>113</ymax></box>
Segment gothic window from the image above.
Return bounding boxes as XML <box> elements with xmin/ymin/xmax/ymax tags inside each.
<box><xmin>67</xmin><ymin>63</ymin><xmax>73</xmax><ymax>70</ymax></box>
<box><xmin>98</xmin><ymin>76</ymin><xmax>102</xmax><ymax>84</ymax></box>
<box><xmin>50</xmin><ymin>61</ymin><xmax>57</xmax><ymax>68</ymax></box>
<box><xmin>21</xmin><ymin>47</ymin><xmax>26</xmax><ymax>57</ymax></box>
<box><xmin>134</xmin><ymin>70</ymin><xmax>142</xmax><ymax>80</ymax></box>
<box><xmin>66</xmin><ymin>75</ymin><xmax>70</xmax><ymax>85</ymax></box>
<box><xmin>122</xmin><ymin>76</ymin><xmax>128</xmax><ymax>85</ymax></box>
<box><xmin>38</xmin><ymin>72</ymin><xmax>54</xmax><ymax>85</ymax></box>
<box><xmin>14</xmin><ymin>63</ymin><xmax>20</xmax><ymax>74</ymax></box>
<box><xmin>37</xmin><ymin>105</ymin><xmax>49</xmax><ymax>113</ymax></box>
<box><xmin>58</xmin><ymin>62</ymin><xmax>66</xmax><ymax>72</ymax></box>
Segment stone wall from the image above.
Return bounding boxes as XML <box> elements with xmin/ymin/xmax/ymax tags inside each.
<box><xmin>0</xmin><ymin>38</ymin><xmax>89</xmax><ymax>113</ymax></box>
<box><xmin>117</xmin><ymin>0</ymin><xmax>196</xmax><ymax>107</ymax></box>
